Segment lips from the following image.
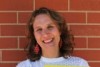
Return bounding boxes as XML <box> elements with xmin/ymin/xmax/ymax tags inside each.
<box><xmin>43</xmin><ymin>38</ymin><xmax>54</xmax><ymax>44</ymax></box>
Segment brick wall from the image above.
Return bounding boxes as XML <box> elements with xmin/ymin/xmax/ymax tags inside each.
<box><xmin>0</xmin><ymin>0</ymin><xmax>100</xmax><ymax>67</ymax></box>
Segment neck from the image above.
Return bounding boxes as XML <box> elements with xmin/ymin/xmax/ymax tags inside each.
<box><xmin>42</xmin><ymin>48</ymin><xmax>60</xmax><ymax>58</ymax></box>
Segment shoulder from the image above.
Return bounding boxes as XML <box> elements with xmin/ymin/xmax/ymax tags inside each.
<box><xmin>67</xmin><ymin>56</ymin><xmax>86</xmax><ymax>61</ymax></box>
<box><xmin>16</xmin><ymin>59</ymin><xmax>32</xmax><ymax>67</ymax></box>
<box><xmin>66</xmin><ymin>56</ymin><xmax>90</xmax><ymax>67</ymax></box>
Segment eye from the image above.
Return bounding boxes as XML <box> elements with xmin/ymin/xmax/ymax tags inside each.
<box><xmin>36</xmin><ymin>28</ymin><xmax>42</xmax><ymax>32</ymax></box>
<box><xmin>47</xmin><ymin>26</ymin><xmax>54</xmax><ymax>29</ymax></box>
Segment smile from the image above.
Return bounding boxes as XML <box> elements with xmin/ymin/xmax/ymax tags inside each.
<box><xmin>43</xmin><ymin>38</ymin><xmax>54</xmax><ymax>44</ymax></box>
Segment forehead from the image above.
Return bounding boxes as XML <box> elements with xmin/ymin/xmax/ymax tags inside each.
<box><xmin>33</xmin><ymin>14</ymin><xmax>57</xmax><ymax>26</ymax></box>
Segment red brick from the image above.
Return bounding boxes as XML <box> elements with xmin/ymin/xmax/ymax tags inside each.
<box><xmin>89</xmin><ymin>62</ymin><xmax>100</xmax><ymax>67</ymax></box>
<box><xmin>88</xmin><ymin>38</ymin><xmax>100</xmax><ymax>48</ymax></box>
<box><xmin>18</xmin><ymin>12</ymin><xmax>31</xmax><ymax>23</ymax></box>
<box><xmin>70</xmin><ymin>25</ymin><xmax>100</xmax><ymax>36</ymax></box>
<box><xmin>1</xmin><ymin>25</ymin><xmax>26</xmax><ymax>36</ymax></box>
<box><xmin>35</xmin><ymin>0</ymin><xmax>68</xmax><ymax>11</ymax></box>
<box><xmin>0</xmin><ymin>63</ymin><xmax>16</xmax><ymax>67</ymax></box>
<box><xmin>0</xmin><ymin>0</ymin><xmax>33</xmax><ymax>11</ymax></box>
<box><xmin>19</xmin><ymin>38</ymin><xmax>28</xmax><ymax>48</ymax></box>
<box><xmin>2</xmin><ymin>50</ymin><xmax>27</xmax><ymax>61</ymax></box>
<box><xmin>0</xmin><ymin>51</ymin><xmax>1</xmax><ymax>61</ymax></box>
<box><xmin>88</xmin><ymin>13</ymin><xmax>100</xmax><ymax>23</ymax></box>
<box><xmin>74</xmin><ymin>38</ymin><xmax>87</xmax><ymax>48</ymax></box>
<box><xmin>61</xmin><ymin>12</ymin><xmax>86</xmax><ymax>23</ymax></box>
<box><xmin>0</xmin><ymin>38</ymin><xmax>17</xmax><ymax>49</ymax></box>
<box><xmin>73</xmin><ymin>50</ymin><xmax>100</xmax><ymax>61</ymax></box>
<box><xmin>0</xmin><ymin>12</ymin><xmax>17</xmax><ymax>23</ymax></box>
<box><xmin>0</xmin><ymin>25</ymin><xmax>1</xmax><ymax>36</ymax></box>
<box><xmin>70</xmin><ymin>0</ymin><xmax>100</xmax><ymax>11</ymax></box>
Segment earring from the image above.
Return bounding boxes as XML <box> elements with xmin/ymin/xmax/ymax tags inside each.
<box><xmin>34</xmin><ymin>44</ymin><xmax>40</xmax><ymax>54</ymax></box>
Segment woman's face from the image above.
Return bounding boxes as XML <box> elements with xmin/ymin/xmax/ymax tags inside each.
<box><xmin>33</xmin><ymin>14</ymin><xmax>61</xmax><ymax>51</ymax></box>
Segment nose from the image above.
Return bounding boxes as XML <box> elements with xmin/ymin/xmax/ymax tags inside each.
<box><xmin>42</xmin><ymin>29</ymin><xmax>50</xmax><ymax>38</ymax></box>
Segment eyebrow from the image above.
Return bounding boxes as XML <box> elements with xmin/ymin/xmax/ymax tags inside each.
<box><xmin>34</xmin><ymin>22</ymin><xmax>55</xmax><ymax>29</ymax></box>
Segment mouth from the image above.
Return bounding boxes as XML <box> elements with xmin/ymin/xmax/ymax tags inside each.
<box><xmin>43</xmin><ymin>38</ymin><xmax>54</xmax><ymax>44</ymax></box>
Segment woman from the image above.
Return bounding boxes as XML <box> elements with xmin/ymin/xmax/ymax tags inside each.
<box><xmin>16</xmin><ymin>7</ymin><xmax>89</xmax><ymax>67</ymax></box>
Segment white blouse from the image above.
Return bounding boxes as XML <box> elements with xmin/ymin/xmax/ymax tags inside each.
<box><xmin>16</xmin><ymin>56</ymin><xmax>90</xmax><ymax>67</ymax></box>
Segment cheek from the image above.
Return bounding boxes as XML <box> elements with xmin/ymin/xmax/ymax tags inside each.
<box><xmin>55</xmin><ymin>30</ymin><xmax>61</xmax><ymax>41</ymax></box>
<box><xmin>53</xmin><ymin>30</ymin><xmax>61</xmax><ymax>41</ymax></box>
<box><xmin>34</xmin><ymin>32</ymin><xmax>43</xmax><ymax>44</ymax></box>
<box><xmin>34</xmin><ymin>33</ymin><xmax>40</xmax><ymax>41</ymax></box>
<box><xmin>53</xmin><ymin>29</ymin><xmax>61</xmax><ymax>37</ymax></box>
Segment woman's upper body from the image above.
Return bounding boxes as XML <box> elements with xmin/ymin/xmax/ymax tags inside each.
<box><xmin>16</xmin><ymin>7</ymin><xmax>90</xmax><ymax>67</ymax></box>
<box><xmin>16</xmin><ymin>56</ymin><xmax>89</xmax><ymax>67</ymax></box>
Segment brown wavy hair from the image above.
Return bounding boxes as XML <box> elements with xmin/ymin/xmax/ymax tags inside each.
<box><xmin>27</xmin><ymin>7</ymin><xmax>74</xmax><ymax>61</ymax></box>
